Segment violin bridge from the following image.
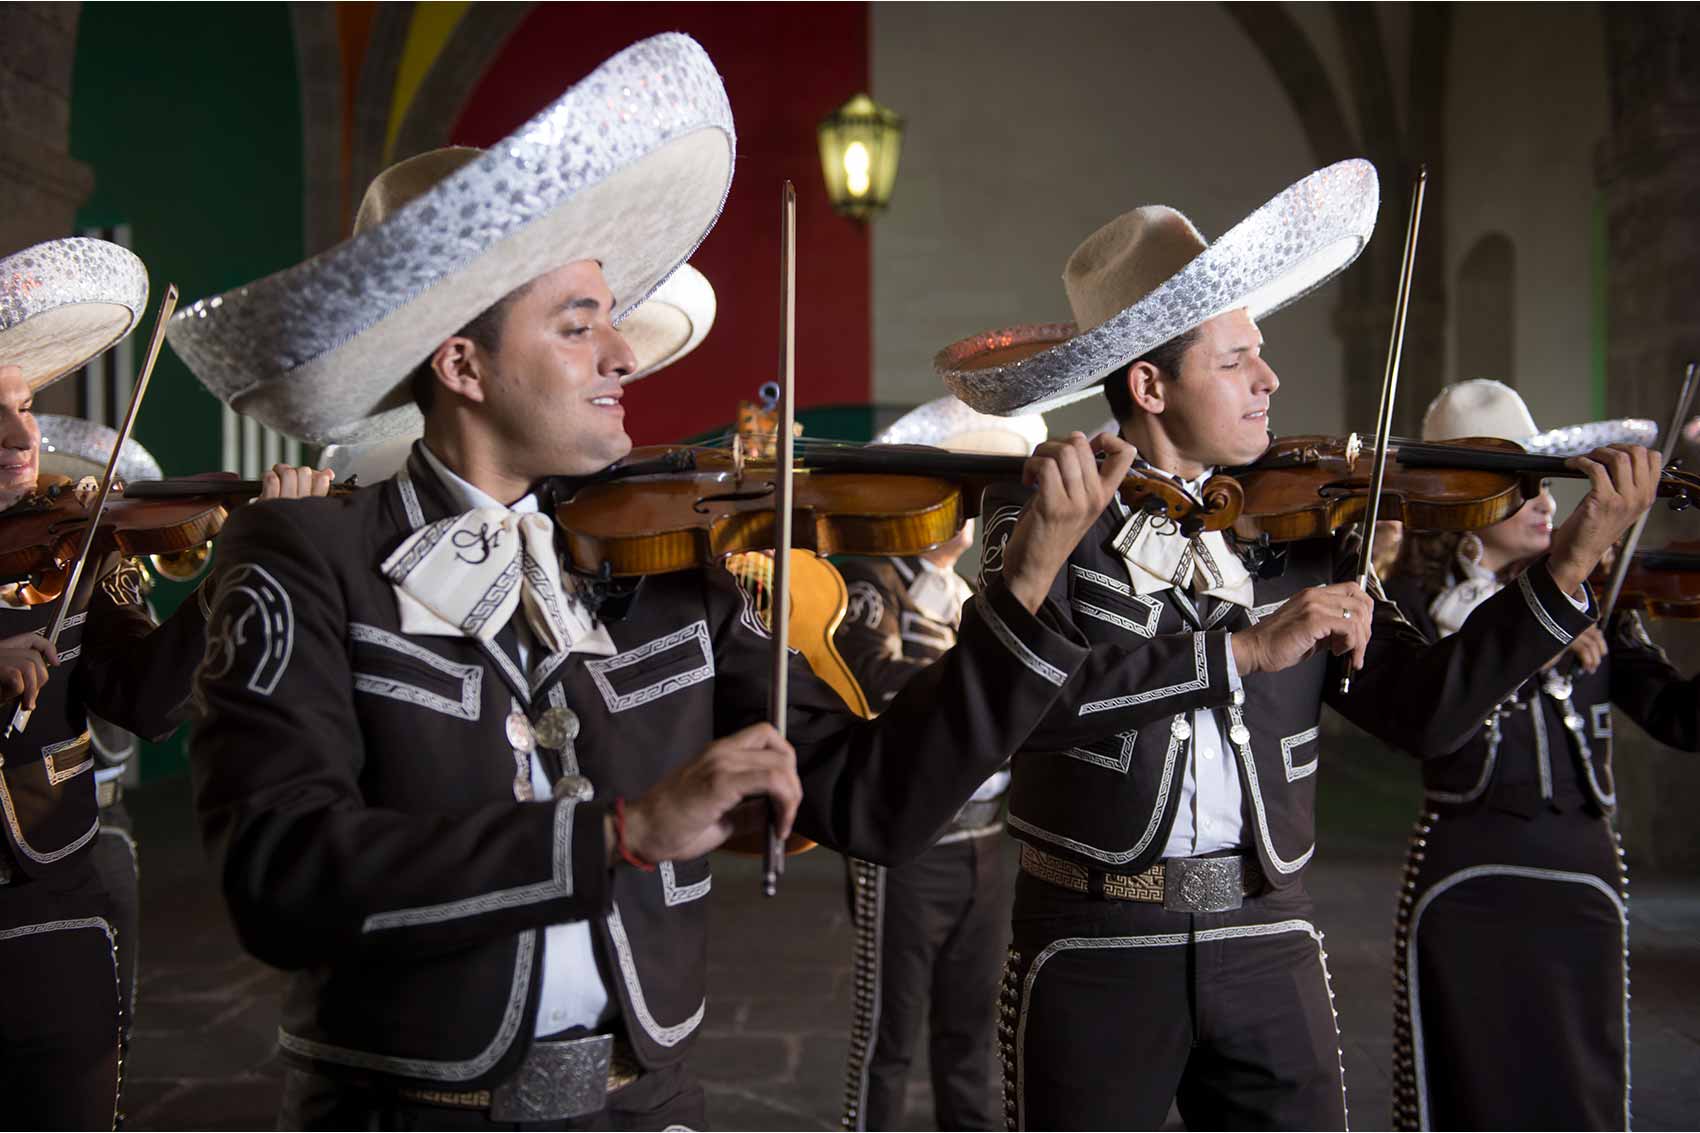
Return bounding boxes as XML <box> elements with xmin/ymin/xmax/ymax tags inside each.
<box><xmin>1344</xmin><ymin>432</ymin><xmax>1362</xmax><ymax>471</ymax></box>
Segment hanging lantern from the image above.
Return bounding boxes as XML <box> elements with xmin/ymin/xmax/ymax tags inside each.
<box><xmin>817</xmin><ymin>93</ymin><xmax>904</xmax><ymax>221</ymax></box>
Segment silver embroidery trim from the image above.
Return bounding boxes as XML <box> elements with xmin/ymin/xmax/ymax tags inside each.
<box><xmin>1070</xmin><ymin>565</ymin><xmax>1164</xmax><ymax>638</ymax></box>
<box><xmin>1531</xmin><ymin>693</ymin><xmax>1554</xmax><ymax>800</ymax></box>
<box><xmin>935</xmin><ymin>820</ymin><xmax>1004</xmax><ymax>846</ymax></box>
<box><xmin>1424</xmin><ymin>705</ymin><xmax>1503</xmax><ymax>805</ymax></box>
<box><xmin>1518</xmin><ymin>570</ymin><xmax>1576</xmax><ymax>643</ymax></box>
<box><xmin>57</xmin><ymin>644</ymin><xmax>82</xmax><ymax>663</ymax></box>
<box><xmin>1204</xmin><ymin>600</ymin><xmax>1237</xmax><ymax>629</ymax></box>
<box><xmin>279</xmin><ymin>931</ymin><xmax>535</xmax><ymax>1081</ymax></box>
<box><xmin>397</xmin><ymin>470</ymin><xmax>425</xmax><ymax>531</ymax></box>
<box><xmin>1078</xmin><ymin>631</ymin><xmax>1209</xmax><ymax>715</ymax></box>
<box><xmin>1407</xmin><ymin>865</ymin><xmax>1627</xmax><ymax>1132</ymax></box>
<box><xmin>1060</xmin><ymin>729</ymin><xmax>1138</xmax><ymax>773</ymax></box>
<box><xmin>605</xmin><ymin>903</ymin><xmax>705</xmax><ymax>1047</ymax></box>
<box><xmin>479</xmin><ymin>638</ymin><xmax>530</xmax><ymax>705</ymax></box>
<box><xmin>0</xmin><ymin>771</ymin><xmax>99</xmax><ymax>863</ymax></box>
<box><xmin>203</xmin><ymin>562</ymin><xmax>296</xmax><ymax>696</ymax></box>
<box><xmin>0</xmin><ymin>914</ymin><xmax>113</xmax><ymax>944</ymax></box>
<box><xmin>1229</xmin><ymin>704</ymin><xmax>1315</xmax><ymax>874</ymax></box>
<box><xmin>659</xmin><ymin>860</ymin><xmax>712</xmax><ymax>907</ymax></box>
<box><xmin>973</xmin><ymin>593</ymin><xmax>1066</xmax><ymax>688</ymax></box>
<box><xmin>1007</xmin><ymin>731</ymin><xmax>1181</xmax><ymax>864</ymax></box>
<box><xmin>899</xmin><ymin>612</ymin><xmax>954</xmax><ymax>652</ymax></box>
<box><xmin>1246</xmin><ymin>597</ymin><xmax>1289</xmax><ymax>625</ymax></box>
<box><xmin>843</xmin><ymin>859</ymin><xmax>885</xmax><ymax>1129</ymax></box>
<box><xmin>42</xmin><ymin>731</ymin><xmax>94</xmax><ymax>785</ymax></box>
<box><xmin>1280</xmin><ymin>726</ymin><xmax>1320</xmax><ymax>782</ymax></box>
<box><xmin>1016</xmin><ymin>919</ymin><xmax>1325</xmax><ymax>1131</ymax></box>
<box><xmin>361</xmin><ymin>799</ymin><xmax>576</xmax><ymax>933</ymax></box>
<box><xmin>1591</xmin><ymin>702</ymin><xmax>1614</xmax><ymax>740</ymax></box>
<box><xmin>585</xmin><ymin>621</ymin><xmax>715</xmax><ymax>713</ymax></box>
<box><xmin>845</xmin><ymin>580</ymin><xmax>885</xmax><ymax>630</ymax></box>
<box><xmin>349</xmin><ymin>622</ymin><xmax>483</xmax><ymax>721</ymax></box>
<box><xmin>1585</xmin><ymin>703</ymin><xmax>1617</xmax><ymax>806</ymax></box>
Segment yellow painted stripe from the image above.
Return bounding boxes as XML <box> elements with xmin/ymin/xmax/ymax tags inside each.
<box><xmin>385</xmin><ymin>1</ymin><xmax>473</xmax><ymax>159</ymax></box>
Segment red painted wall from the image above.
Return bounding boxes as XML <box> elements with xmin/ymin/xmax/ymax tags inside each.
<box><xmin>452</xmin><ymin>3</ymin><xmax>872</xmax><ymax>446</ymax></box>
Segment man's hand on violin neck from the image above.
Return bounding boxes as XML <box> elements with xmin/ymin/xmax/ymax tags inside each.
<box><xmin>258</xmin><ymin>464</ymin><xmax>335</xmax><ymax>501</ymax></box>
<box><xmin>1002</xmin><ymin>432</ymin><xmax>1138</xmax><ymax>613</ymax></box>
<box><xmin>0</xmin><ymin>630</ymin><xmax>57</xmax><ymax>711</ymax></box>
<box><xmin>607</xmin><ymin>722</ymin><xmax>801</xmax><ymax>867</ymax></box>
<box><xmin>1548</xmin><ymin>444</ymin><xmax>1662</xmax><ymax>596</ymax></box>
<box><xmin>1234</xmin><ymin>582</ymin><xmax>1373</xmax><ymax>676</ymax></box>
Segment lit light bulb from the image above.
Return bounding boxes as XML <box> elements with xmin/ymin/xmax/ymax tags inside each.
<box><xmin>843</xmin><ymin>141</ymin><xmax>871</xmax><ymax>198</ymax></box>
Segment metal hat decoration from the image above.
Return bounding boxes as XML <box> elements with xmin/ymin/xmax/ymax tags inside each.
<box><xmin>166</xmin><ymin>33</ymin><xmax>736</xmax><ymax>446</ymax></box>
<box><xmin>0</xmin><ymin>237</ymin><xmax>149</xmax><ymax>391</ymax></box>
<box><xmin>1422</xmin><ymin>378</ymin><xmax>1658</xmax><ymax>457</ymax></box>
<box><xmin>817</xmin><ymin>93</ymin><xmax>903</xmax><ymax>221</ymax></box>
<box><xmin>873</xmin><ymin>395</ymin><xmax>1047</xmax><ymax>456</ymax></box>
<box><xmin>36</xmin><ymin>414</ymin><xmax>164</xmax><ymax>484</ymax></box>
<box><xmin>939</xmin><ymin>160</ymin><xmax>1380</xmax><ymax>416</ymax></box>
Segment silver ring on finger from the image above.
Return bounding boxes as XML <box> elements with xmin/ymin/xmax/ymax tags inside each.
<box><xmin>1341</xmin><ymin>607</ymin><xmax>1352</xmax><ymax>620</ymax></box>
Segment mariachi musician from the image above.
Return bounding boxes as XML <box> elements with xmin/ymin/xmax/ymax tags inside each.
<box><xmin>836</xmin><ymin>395</ymin><xmax>1046</xmax><ymax>1132</ymax></box>
<box><xmin>0</xmin><ymin>237</ymin><xmax>329</xmax><ymax>1127</ymax></box>
<box><xmin>169</xmin><ymin>35</ymin><xmax>1126</xmax><ymax>1129</ymax></box>
<box><xmin>1383</xmin><ymin>379</ymin><xmax>1698</xmax><ymax>1131</ymax></box>
<box><xmin>939</xmin><ymin>161</ymin><xmax>1659</xmax><ymax>1130</ymax></box>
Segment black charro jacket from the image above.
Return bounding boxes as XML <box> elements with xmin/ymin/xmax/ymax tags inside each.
<box><xmin>834</xmin><ymin>555</ymin><xmax>958</xmax><ymax>707</ymax></box>
<box><xmin>1386</xmin><ymin>573</ymin><xmax>1700</xmax><ymax>814</ymax></box>
<box><xmin>0</xmin><ymin>552</ymin><xmax>205</xmax><ymax>881</ymax></box>
<box><xmin>188</xmin><ymin>448</ymin><xmax>1087</xmax><ymax>1092</ymax></box>
<box><xmin>977</xmin><ymin>486</ymin><xmax>1600</xmax><ymax>889</ymax></box>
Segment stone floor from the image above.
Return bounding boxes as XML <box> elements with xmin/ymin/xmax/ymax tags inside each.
<box><xmin>121</xmin><ymin>733</ymin><xmax>1700</xmax><ymax>1130</ymax></box>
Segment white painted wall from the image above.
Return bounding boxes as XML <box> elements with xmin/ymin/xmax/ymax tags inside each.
<box><xmin>870</xmin><ymin>1</ymin><xmax>1352</xmax><ymax>441</ymax></box>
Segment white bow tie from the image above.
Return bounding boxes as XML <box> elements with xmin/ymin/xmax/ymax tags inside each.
<box><xmin>382</xmin><ymin>508</ymin><xmax>580</xmax><ymax>654</ymax></box>
<box><xmin>1111</xmin><ymin>509</ymin><xmax>1255</xmax><ymax>608</ymax></box>
<box><xmin>1428</xmin><ymin>554</ymin><xmax>1503</xmax><ymax>638</ymax></box>
<box><xmin>908</xmin><ymin>566</ymin><xmax>970</xmax><ymax>627</ymax></box>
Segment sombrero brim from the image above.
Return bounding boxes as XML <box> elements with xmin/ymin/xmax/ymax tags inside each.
<box><xmin>621</xmin><ymin>263</ymin><xmax>716</xmax><ymax>382</ymax></box>
<box><xmin>166</xmin><ymin>33</ymin><xmax>734</xmax><ymax>446</ymax></box>
<box><xmin>0</xmin><ymin>238</ymin><xmax>149</xmax><ymax>391</ymax></box>
<box><xmin>36</xmin><ymin>414</ymin><xmax>164</xmax><ymax>483</ymax></box>
<box><xmin>939</xmin><ymin>159</ymin><xmax>1380</xmax><ymax>416</ymax></box>
<box><xmin>1523</xmin><ymin>418</ymin><xmax>1658</xmax><ymax>458</ymax></box>
<box><xmin>873</xmin><ymin>394</ymin><xmax>1048</xmax><ymax>456</ymax></box>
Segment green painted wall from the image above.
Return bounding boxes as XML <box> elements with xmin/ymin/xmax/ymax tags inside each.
<box><xmin>70</xmin><ymin>2</ymin><xmax>303</xmax><ymax>779</ymax></box>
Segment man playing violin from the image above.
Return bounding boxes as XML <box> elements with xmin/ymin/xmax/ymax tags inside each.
<box><xmin>942</xmin><ymin>161</ymin><xmax>1659</xmax><ymax>1130</ymax></box>
<box><xmin>170</xmin><ymin>36</ymin><xmax>1123</xmax><ymax>1130</ymax></box>
<box><xmin>0</xmin><ymin>236</ymin><xmax>331</xmax><ymax>1128</ymax></box>
<box><xmin>1381</xmin><ymin>379</ymin><xmax>1699</xmax><ymax>1130</ymax></box>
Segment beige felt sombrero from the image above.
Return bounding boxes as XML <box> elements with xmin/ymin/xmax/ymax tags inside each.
<box><xmin>1422</xmin><ymin>379</ymin><xmax>1657</xmax><ymax>456</ymax></box>
<box><xmin>166</xmin><ymin>33</ymin><xmax>734</xmax><ymax>446</ymax></box>
<box><xmin>938</xmin><ymin>160</ymin><xmax>1380</xmax><ymax>416</ymax></box>
<box><xmin>0</xmin><ymin>237</ymin><xmax>149</xmax><ymax>390</ymax></box>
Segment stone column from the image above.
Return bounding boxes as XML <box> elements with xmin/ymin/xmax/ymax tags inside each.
<box><xmin>0</xmin><ymin>4</ymin><xmax>94</xmax><ymax>255</ymax></box>
<box><xmin>1596</xmin><ymin>3</ymin><xmax>1700</xmax><ymax>870</ymax></box>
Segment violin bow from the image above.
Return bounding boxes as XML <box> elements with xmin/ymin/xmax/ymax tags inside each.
<box><xmin>762</xmin><ymin>181</ymin><xmax>799</xmax><ymax>898</ymax></box>
<box><xmin>6</xmin><ymin>283</ymin><xmax>179</xmax><ymax>738</ymax></box>
<box><xmin>1595</xmin><ymin>360</ymin><xmax>1700</xmax><ymax>628</ymax></box>
<box><xmin>1343</xmin><ymin>168</ymin><xmax>1427</xmax><ymax>696</ymax></box>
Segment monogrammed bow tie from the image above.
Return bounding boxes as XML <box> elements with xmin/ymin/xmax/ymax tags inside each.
<box><xmin>381</xmin><ymin>508</ymin><xmax>577</xmax><ymax>653</ymax></box>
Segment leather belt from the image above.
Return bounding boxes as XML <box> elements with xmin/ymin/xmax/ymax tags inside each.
<box><xmin>397</xmin><ymin>1034</ymin><xmax>640</xmax><ymax>1122</ymax></box>
<box><xmin>97</xmin><ymin>779</ymin><xmax>123</xmax><ymax>809</ymax></box>
<box><xmin>1020</xmin><ymin>844</ymin><xmax>1263</xmax><ymax>914</ymax></box>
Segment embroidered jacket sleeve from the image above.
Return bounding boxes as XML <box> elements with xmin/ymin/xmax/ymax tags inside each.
<box><xmin>189</xmin><ymin>503</ymin><xmax>611</xmax><ymax>970</ymax></box>
<box><xmin>1606</xmin><ymin>610</ymin><xmax>1700</xmax><ymax>751</ymax></box>
<box><xmin>973</xmin><ymin>486</ymin><xmax>1236</xmax><ymax>748</ymax></box>
<box><xmin>73</xmin><ymin>555</ymin><xmax>211</xmax><ymax>741</ymax></box>
<box><xmin>1330</xmin><ymin>548</ymin><xmax>1599</xmax><ymax>756</ymax></box>
<box><xmin>832</xmin><ymin>559</ymin><xmax>928</xmax><ymax>708</ymax></box>
<box><xmin>705</xmin><ymin>563</ymin><xmax>1083</xmax><ymax>865</ymax></box>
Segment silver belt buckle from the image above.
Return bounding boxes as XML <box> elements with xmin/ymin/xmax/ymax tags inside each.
<box><xmin>490</xmin><ymin>1034</ymin><xmax>613</xmax><ymax>1122</ymax></box>
<box><xmin>1162</xmin><ymin>856</ymin><xmax>1244</xmax><ymax>914</ymax></box>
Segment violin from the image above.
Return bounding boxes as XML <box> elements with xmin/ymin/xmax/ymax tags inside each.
<box><xmin>1230</xmin><ymin>434</ymin><xmax>1700</xmax><ymax>544</ymax></box>
<box><xmin>551</xmin><ymin>438</ymin><xmax>1244</xmax><ymax>578</ymax></box>
<box><xmin>1595</xmin><ymin>542</ymin><xmax>1700</xmax><ymax>622</ymax></box>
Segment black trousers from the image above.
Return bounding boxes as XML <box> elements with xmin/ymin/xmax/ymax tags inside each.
<box><xmin>1004</xmin><ymin>869</ymin><xmax>1345</xmax><ymax>1132</ymax></box>
<box><xmin>845</xmin><ymin>832</ymin><xmax>1012</xmax><ymax>1131</ymax></box>
<box><xmin>0</xmin><ymin>858</ymin><xmax>122</xmax><ymax>1130</ymax></box>
<box><xmin>1392</xmin><ymin>806</ymin><xmax>1627</xmax><ymax>1130</ymax></box>
<box><xmin>279</xmin><ymin>1060</ymin><xmax>704</xmax><ymax>1131</ymax></box>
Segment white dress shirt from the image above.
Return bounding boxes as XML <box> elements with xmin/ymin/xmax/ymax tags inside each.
<box><xmin>419</xmin><ymin>445</ymin><xmax>617</xmax><ymax>1036</ymax></box>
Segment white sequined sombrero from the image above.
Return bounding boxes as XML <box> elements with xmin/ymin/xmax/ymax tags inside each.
<box><xmin>938</xmin><ymin>160</ymin><xmax>1380</xmax><ymax>416</ymax></box>
<box><xmin>0</xmin><ymin>237</ymin><xmax>149</xmax><ymax>390</ymax></box>
<box><xmin>36</xmin><ymin>414</ymin><xmax>163</xmax><ymax>483</ymax></box>
<box><xmin>166</xmin><ymin>33</ymin><xmax>735</xmax><ymax>446</ymax></box>
<box><xmin>873</xmin><ymin>395</ymin><xmax>1047</xmax><ymax>456</ymax></box>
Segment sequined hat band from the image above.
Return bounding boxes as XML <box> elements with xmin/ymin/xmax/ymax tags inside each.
<box><xmin>939</xmin><ymin>160</ymin><xmax>1380</xmax><ymax>416</ymax></box>
<box><xmin>0</xmin><ymin>238</ymin><xmax>149</xmax><ymax>392</ymax></box>
<box><xmin>166</xmin><ymin>33</ymin><xmax>735</xmax><ymax>446</ymax></box>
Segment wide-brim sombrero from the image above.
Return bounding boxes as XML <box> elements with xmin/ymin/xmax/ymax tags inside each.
<box><xmin>36</xmin><ymin>414</ymin><xmax>164</xmax><ymax>483</ymax></box>
<box><xmin>938</xmin><ymin>160</ymin><xmax>1380</xmax><ymax>416</ymax></box>
<box><xmin>0</xmin><ymin>238</ymin><xmax>149</xmax><ymax>391</ymax></box>
<box><xmin>165</xmin><ymin>33</ymin><xmax>734</xmax><ymax>446</ymax></box>
<box><xmin>1422</xmin><ymin>378</ymin><xmax>1658</xmax><ymax>457</ymax></box>
<box><xmin>873</xmin><ymin>395</ymin><xmax>1047</xmax><ymax>456</ymax></box>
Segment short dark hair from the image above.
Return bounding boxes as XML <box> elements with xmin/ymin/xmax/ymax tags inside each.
<box><xmin>407</xmin><ymin>290</ymin><xmax>523</xmax><ymax>414</ymax></box>
<box><xmin>1102</xmin><ymin>326</ymin><xmax>1201</xmax><ymax>425</ymax></box>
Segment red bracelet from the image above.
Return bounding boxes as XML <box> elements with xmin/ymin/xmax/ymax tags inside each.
<box><xmin>613</xmin><ymin>797</ymin><xmax>656</xmax><ymax>872</ymax></box>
